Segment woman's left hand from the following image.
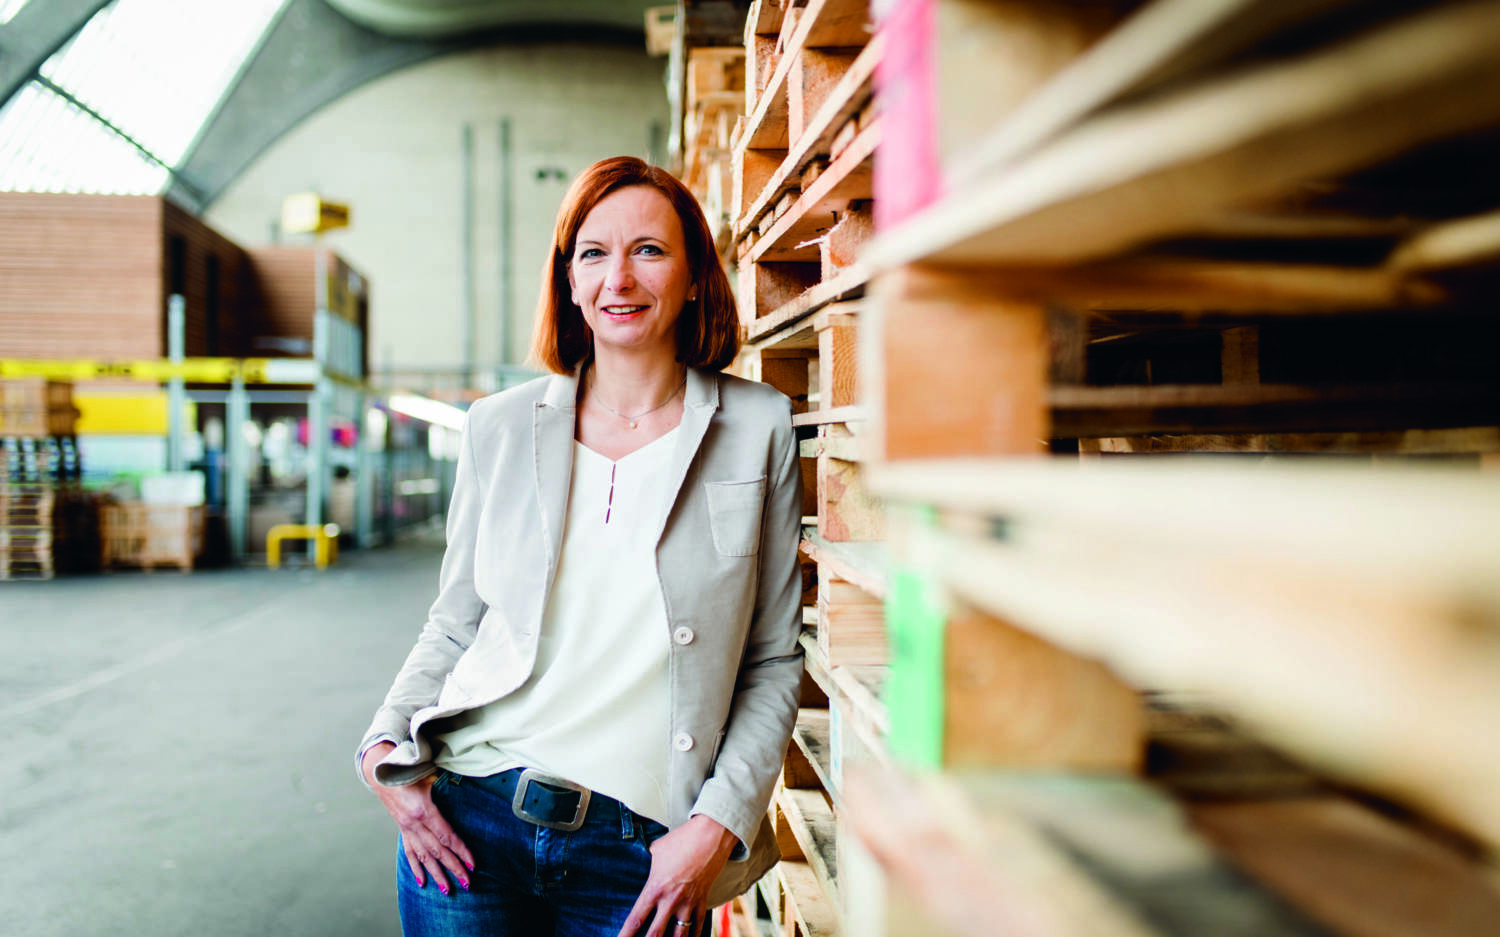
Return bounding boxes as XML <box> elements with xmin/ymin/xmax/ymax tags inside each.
<box><xmin>618</xmin><ymin>814</ymin><xmax>738</xmax><ymax>937</ymax></box>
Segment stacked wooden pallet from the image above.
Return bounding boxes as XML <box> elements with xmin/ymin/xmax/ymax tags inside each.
<box><xmin>1</xmin><ymin>382</ymin><xmax>85</xmax><ymax>582</ymax></box>
<box><xmin>0</xmin><ymin>377</ymin><xmax>76</xmax><ymax>439</ymax></box>
<box><xmin>850</xmin><ymin>0</ymin><xmax>1500</xmax><ymax>935</ymax></box>
<box><xmin>684</xmin><ymin>1</ymin><xmax>1500</xmax><ymax>936</ymax></box>
<box><xmin>100</xmin><ymin>502</ymin><xmax>205</xmax><ymax>574</ymax></box>
<box><xmin>702</xmin><ymin>1</ymin><xmax>885</xmax><ymax>934</ymax></box>
<box><xmin>682</xmin><ymin>47</ymin><xmax>747</xmax><ymax>249</ymax></box>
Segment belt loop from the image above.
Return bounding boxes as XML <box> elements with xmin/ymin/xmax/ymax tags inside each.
<box><xmin>620</xmin><ymin>802</ymin><xmax>636</xmax><ymax>841</ymax></box>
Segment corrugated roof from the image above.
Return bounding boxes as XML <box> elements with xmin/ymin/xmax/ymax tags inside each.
<box><xmin>0</xmin><ymin>0</ymin><xmax>287</xmax><ymax>196</ymax></box>
<box><xmin>0</xmin><ymin>0</ymin><xmax>33</xmax><ymax>26</ymax></box>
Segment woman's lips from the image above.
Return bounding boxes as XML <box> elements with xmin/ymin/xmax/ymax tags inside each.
<box><xmin>603</xmin><ymin>305</ymin><xmax>648</xmax><ymax>317</ymax></box>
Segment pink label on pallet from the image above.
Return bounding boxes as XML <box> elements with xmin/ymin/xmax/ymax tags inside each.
<box><xmin>874</xmin><ymin>0</ymin><xmax>941</xmax><ymax>228</ymax></box>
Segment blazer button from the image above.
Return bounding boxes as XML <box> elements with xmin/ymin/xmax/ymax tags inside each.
<box><xmin>673</xmin><ymin>733</ymin><xmax>695</xmax><ymax>752</ymax></box>
<box><xmin>673</xmin><ymin>626</ymin><xmax>695</xmax><ymax>645</ymax></box>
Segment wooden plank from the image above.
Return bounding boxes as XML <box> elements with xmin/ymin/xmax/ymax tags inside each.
<box><xmin>745</xmin><ymin>0</ymin><xmax>784</xmax><ymax>39</ymax></box>
<box><xmin>869</xmin><ymin>458</ymin><xmax>1500</xmax><ymax>848</ymax></box>
<box><xmin>799</xmin><ymin>630</ymin><xmax>839</xmax><ymax>707</ymax></box>
<box><xmin>789</xmin><ymin>48</ymin><xmax>861</xmax><ymax>152</ymax></box>
<box><xmin>1220</xmin><ymin>326</ymin><xmax>1259</xmax><ymax>387</ymax></box>
<box><xmin>843</xmin><ymin>767</ymin><xmax>1340</xmax><ymax>937</ymax></box>
<box><xmin>784</xmin><ymin>712</ymin><xmax>826</xmax><ymax>791</ymax></box>
<box><xmin>927</xmin><ymin>258</ymin><xmax>1445</xmax><ymax>313</ymax></box>
<box><xmin>948</xmin><ymin>0</ymin><xmax>1363</xmax><ymax>183</ymax></box>
<box><xmin>818</xmin><ymin>574</ymin><xmax>886</xmax><ymax>667</ymax></box>
<box><xmin>1050</xmin><ymin>382</ymin><xmax>1500</xmax><ymax>437</ymax></box>
<box><xmin>759</xmin><ymin>353</ymin><xmax>813</xmax><ymax>415</ymax></box>
<box><xmin>866</xmin><ymin>265</ymin><xmax>1048</xmax><ymax>460</ymax></box>
<box><xmin>792</xmin><ymin>709</ymin><xmax>838</xmax><ymax>799</ymax></box>
<box><xmin>750</xmin><ymin>118</ymin><xmax>879</xmax><ymax>263</ymax></box>
<box><xmin>800</xmin><ymin>528</ymin><xmax>888</xmax><ymax>600</ymax></box>
<box><xmin>778</xmin><ymin>859</ymin><xmax>839</xmax><ymax>937</ymax></box>
<box><xmin>792</xmin><ymin>404</ymin><xmax>867</xmax><ymax>427</ymax></box>
<box><xmin>739</xmin><ymin>34</ymin><xmax>882</xmax><ymax>242</ymax></box>
<box><xmin>815</xmin><ymin>308</ymin><xmax>859</xmax><ymax>410</ymax></box>
<box><xmin>1083</xmin><ymin>428</ymin><xmax>1500</xmax><ymax>455</ymax></box>
<box><xmin>778</xmin><ymin>786</ymin><xmax>841</xmax><ymax>909</ymax></box>
<box><xmin>817</xmin><ymin>438</ymin><xmax>884</xmax><ymax>542</ymax></box>
<box><xmin>941</xmin><ymin>600</ymin><xmax>1143</xmax><ymax>771</ymax></box>
<box><xmin>734</xmin><ymin>148</ymin><xmax>785</xmax><ymax>236</ymax></box>
<box><xmin>1188</xmin><ymin>797</ymin><xmax>1500</xmax><ymax>937</ymax></box>
<box><xmin>868</xmin><ymin>3</ymin><xmax>1500</xmax><ymax>269</ymax></box>
<box><xmin>739</xmin><ymin>259</ymin><xmax>821</xmax><ymax>323</ymax></box>
<box><xmin>874</xmin><ymin>0</ymin><xmax>1120</xmax><ymax>226</ymax></box>
<box><xmin>746</xmin><ymin>262</ymin><xmax>870</xmax><ymax>345</ymax></box>
<box><xmin>1389</xmin><ymin>208</ymin><xmax>1500</xmax><ymax>274</ymax></box>
<box><xmin>819</xmin><ymin>204</ymin><xmax>873</xmax><ymax>281</ymax></box>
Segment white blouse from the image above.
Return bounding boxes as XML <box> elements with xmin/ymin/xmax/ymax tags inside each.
<box><xmin>433</xmin><ymin>427</ymin><xmax>680</xmax><ymax>824</ymax></box>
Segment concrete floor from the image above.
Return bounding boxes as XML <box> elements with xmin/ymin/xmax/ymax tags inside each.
<box><xmin>0</xmin><ymin>526</ymin><xmax>448</xmax><ymax>937</ymax></box>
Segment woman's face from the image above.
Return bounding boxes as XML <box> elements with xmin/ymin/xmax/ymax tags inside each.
<box><xmin>568</xmin><ymin>185</ymin><xmax>694</xmax><ymax>361</ymax></box>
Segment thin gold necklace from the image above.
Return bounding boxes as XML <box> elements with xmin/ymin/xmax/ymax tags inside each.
<box><xmin>591</xmin><ymin>370</ymin><xmax>686</xmax><ymax>429</ymax></box>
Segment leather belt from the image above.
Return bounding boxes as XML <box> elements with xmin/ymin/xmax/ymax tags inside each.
<box><xmin>463</xmin><ymin>767</ymin><xmax>594</xmax><ymax>832</ymax></box>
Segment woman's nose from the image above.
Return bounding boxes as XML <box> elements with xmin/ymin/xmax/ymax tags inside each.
<box><xmin>604</xmin><ymin>256</ymin><xmax>634</xmax><ymax>291</ymax></box>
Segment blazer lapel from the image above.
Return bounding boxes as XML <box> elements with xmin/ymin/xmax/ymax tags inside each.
<box><xmin>654</xmin><ymin>367</ymin><xmax>719</xmax><ymax>545</ymax></box>
<box><xmin>534</xmin><ymin>371</ymin><xmax>580</xmax><ymax>579</ymax></box>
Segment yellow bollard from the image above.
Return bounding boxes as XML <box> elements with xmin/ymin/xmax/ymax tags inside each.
<box><xmin>267</xmin><ymin>523</ymin><xmax>341</xmax><ymax>569</ymax></box>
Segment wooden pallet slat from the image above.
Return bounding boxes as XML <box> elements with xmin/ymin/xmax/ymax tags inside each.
<box><xmin>868</xmin><ymin>2</ymin><xmax>1500</xmax><ymax>270</ymax></box>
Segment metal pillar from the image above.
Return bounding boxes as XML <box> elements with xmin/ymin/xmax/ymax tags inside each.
<box><xmin>226</xmin><ymin>374</ymin><xmax>249</xmax><ymax>563</ymax></box>
<box><xmin>355</xmin><ymin>393</ymin><xmax>375</xmax><ymax>548</ymax></box>
<box><xmin>166</xmin><ymin>294</ymin><xmax>188</xmax><ymax>471</ymax></box>
<box><xmin>498</xmin><ymin>117</ymin><xmax>513</xmax><ymax>377</ymax></box>
<box><xmin>307</xmin><ymin>248</ymin><xmax>331</xmax><ymax>529</ymax></box>
<box><xmin>461</xmin><ymin>122</ymin><xmax>477</xmax><ymax>388</ymax></box>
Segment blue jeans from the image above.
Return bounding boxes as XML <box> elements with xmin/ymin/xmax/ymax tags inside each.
<box><xmin>397</xmin><ymin>768</ymin><xmax>669</xmax><ymax>937</ymax></box>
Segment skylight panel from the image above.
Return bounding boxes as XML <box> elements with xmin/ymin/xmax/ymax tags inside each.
<box><xmin>40</xmin><ymin>0</ymin><xmax>289</xmax><ymax>167</ymax></box>
<box><xmin>0</xmin><ymin>82</ymin><xmax>168</xmax><ymax>194</ymax></box>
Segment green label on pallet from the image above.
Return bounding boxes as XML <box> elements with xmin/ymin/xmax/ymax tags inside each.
<box><xmin>885</xmin><ymin>564</ymin><xmax>945</xmax><ymax>769</ymax></box>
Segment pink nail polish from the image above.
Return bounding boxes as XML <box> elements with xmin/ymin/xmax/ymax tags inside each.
<box><xmin>465</xmin><ymin>860</ymin><xmax>475</xmax><ymax>872</ymax></box>
<box><xmin>439</xmin><ymin>884</ymin><xmax>450</xmax><ymax>897</ymax></box>
<box><xmin>460</xmin><ymin>879</ymin><xmax>470</xmax><ymax>892</ymax></box>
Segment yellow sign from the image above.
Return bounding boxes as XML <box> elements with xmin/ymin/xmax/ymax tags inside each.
<box><xmin>73</xmin><ymin>392</ymin><xmax>189</xmax><ymax>435</ymax></box>
<box><xmin>282</xmin><ymin>193</ymin><xmax>351</xmax><ymax>235</ymax></box>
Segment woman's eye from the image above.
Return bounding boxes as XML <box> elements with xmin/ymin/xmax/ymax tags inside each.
<box><xmin>578</xmin><ymin>248</ymin><xmax>604</xmax><ymax>260</ymax></box>
<box><xmin>636</xmin><ymin>244</ymin><xmax>663</xmax><ymax>256</ymax></box>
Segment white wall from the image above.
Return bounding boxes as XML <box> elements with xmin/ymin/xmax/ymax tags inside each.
<box><xmin>206</xmin><ymin>41</ymin><xmax>668</xmax><ymax>388</ymax></box>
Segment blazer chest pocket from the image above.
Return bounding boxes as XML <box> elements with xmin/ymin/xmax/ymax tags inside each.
<box><xmin>704</xmin><ymin>477</ymin><xmax>766</xmax><ymax>557</ymax></box>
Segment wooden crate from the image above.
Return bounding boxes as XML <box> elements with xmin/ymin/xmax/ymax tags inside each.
<box><xmin>100</xmin><ymin>503</ymin><xmax>204</xmax><ymax>573</ymax></box>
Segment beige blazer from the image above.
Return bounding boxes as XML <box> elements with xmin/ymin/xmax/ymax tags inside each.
<box><xmin>359</xmin><ymin>366</ymin><xmax>804</xmax><ymax>903</ymax></box>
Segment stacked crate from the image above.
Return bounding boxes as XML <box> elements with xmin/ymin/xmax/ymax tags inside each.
<box><xmin>711</xmin><ymin>1</ymin><xmax>884</xmax><ymax>934</ymax></box>
<box><xmin>99</xmin><ymin>501</ymin><xmax>205</xmax><ymax>574</ymax></box>
<box><xmin>682</xmin><ymin>47</ymin><xmax>747</xmax><ymax>249</ymax></box>
<box><xmin>0</xmin><ymin>380</ymin><xmax>81</xmax><ymax>581</ymax></box>
<box><xmin>687</xmin><ymin>2</ymin><xmax>1500</xmax><ymax>937</ymax></box>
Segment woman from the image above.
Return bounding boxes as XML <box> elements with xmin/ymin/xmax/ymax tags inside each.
<box><xmin>358</xmin><ymin>156</ymin><xmax>804</xmax><ymax>937</ymax></box>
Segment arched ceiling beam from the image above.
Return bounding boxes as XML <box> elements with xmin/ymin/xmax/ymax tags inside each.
<box><xmin>0</xmin><ymin>0</ymin><xmax>112</xmax><ymax>106</ymax></box>
<box><xmin>322</xmin><ymin>0</ymin><xmax>652</xmax><ymax>40</ymax></box>
<box><xmin>170</xmin><ymin>0</ymin><xmax>646</xmax><ymax>212</ymax></box>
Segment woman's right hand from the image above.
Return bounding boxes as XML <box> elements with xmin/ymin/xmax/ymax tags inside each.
<box><xmin>361</xmin><ymin>742</ymin><xmax>476</xmax><ymax>895</ymax></box>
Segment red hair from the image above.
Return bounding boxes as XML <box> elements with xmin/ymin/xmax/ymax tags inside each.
<box><xmin>528</xmin><ymin>156</ymin><xmax>739</xmax><ymax>374</ymax></box>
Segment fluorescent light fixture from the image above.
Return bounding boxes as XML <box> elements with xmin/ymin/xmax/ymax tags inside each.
<box><xmin>387</xmin><ymin>394</ymin><xmax>466</xmax><ymax>430</ymax></box>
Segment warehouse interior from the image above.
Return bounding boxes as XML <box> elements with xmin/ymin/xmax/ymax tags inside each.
<box><xmin>3</xmin><ymin>0</ymin><xmax>1499</xmax><ymax>935</ymax></box>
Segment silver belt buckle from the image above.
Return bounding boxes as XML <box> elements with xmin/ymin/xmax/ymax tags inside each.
<box><xmin>512</xmin><ymin>768</ymin><xmax>591</xmax><ymax>832</ymax></box>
